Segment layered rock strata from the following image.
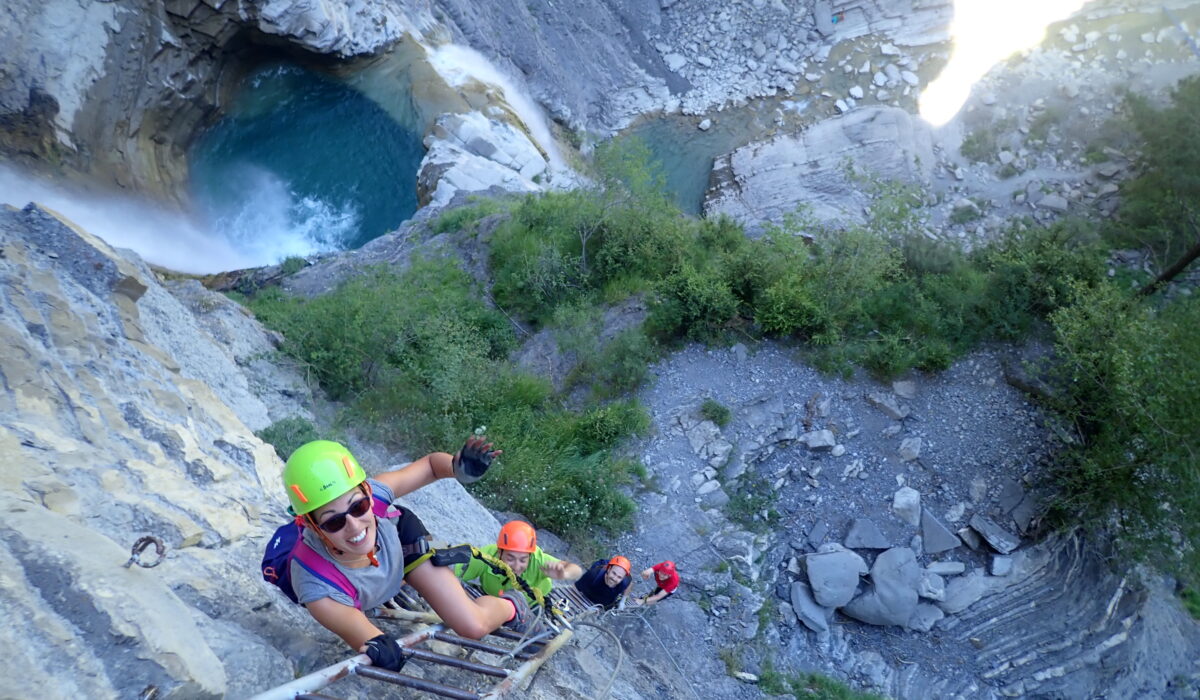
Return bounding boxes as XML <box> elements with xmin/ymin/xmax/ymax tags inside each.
<box><xmin>704</xmin><ymin>106</ymin><xmax>933</xmax><ymax>231</ymax></box>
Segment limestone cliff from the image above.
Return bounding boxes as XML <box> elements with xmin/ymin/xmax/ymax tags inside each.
<box><xmin>0</xmin><ymin>203</ymin><xmax>516</xmax><ymax>698</ymax></box>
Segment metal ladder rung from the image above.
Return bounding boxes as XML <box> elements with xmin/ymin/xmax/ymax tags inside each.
<box><xmin>356</xmin><ymin>666</ymin><xmax>481</xmax><ymax>700</ymax></box>
<box><xmin>407</xmin><ymin>647</ymin><xmax>510</xmax><ymax>678</ymax></box>
<box><xmin>432</xmin><ymin>631</ymin><xmax>537</xmax><ymax>659</ymax></box>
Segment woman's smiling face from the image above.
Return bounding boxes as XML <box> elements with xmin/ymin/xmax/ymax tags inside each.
<box><xmin>313</xmin><ymin>485</ymin><xmax>376</xmax><ymax>557</ymax></box>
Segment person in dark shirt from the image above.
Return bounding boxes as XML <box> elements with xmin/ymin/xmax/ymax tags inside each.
<box><xmin>573</xmin><ymin>555</ymin><xmax>633</xmax><ymax>609</ymax></box>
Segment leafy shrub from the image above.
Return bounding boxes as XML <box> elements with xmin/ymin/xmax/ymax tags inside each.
<box><xmin>647</xmin><ymin>263</ymin><xmax>739</xmax><ymax>343</ymax></box>
<box><xmin>280</xmin><ymin>256</ymin><xmax>306</xmax><ymax>275</ymax></box>
<box><xmin>724</xmin><ymin>475</ymin><xmax>779</xmax><ymax>533</ymax></box>
<box><xmin>700</xmin><ymin>398</ymin><xmax>731</xmax><ymax>428</ymax></box>
<box><xmin>1182</xmin><ymin>587</ymin><xmax>1200</xmax><ymax>620</ymax></box>
<box><xmin>248</xmin><ymin>259</ymin><xmax>514</xmax><ymax>402</ymax></box>
<box><xmin>1111</xmin><ymin>75</ymin><xmax>1200</xmax><ymax>270</ymax></box>
<box><xmin>256</xmin><ymin>416</ymin><xmax>322</xmax><ymax>461</ymax></box>
<box><xmin>244</xmin><ymin>257</ymin><xmax>642</xmax><ymax>540</ymax></box>
<box><xmin>473</xmin><ymin>403</ymin><xmax>643</xmax><ymax>538</ymax></box>
<box><xmin>579</xmin><ymin>328</ymin><xmax>660</xmax><ymax>400</ymax></box>
<box><xmin>1045</xmin><ymin>284</ymin><xmax>1200</xmax><ymax>577</ymax></box>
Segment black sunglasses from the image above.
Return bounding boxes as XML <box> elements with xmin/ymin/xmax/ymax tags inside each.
<box><xmin>317</xmin><ymin>489</ymin><xmax>372</xmax><ymax>533</ymax></box>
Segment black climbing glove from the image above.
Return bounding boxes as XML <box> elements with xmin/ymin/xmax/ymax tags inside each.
<box><xmin>452</xmin><ymin>436</ymin><xmax>500</xmax><ymax>484</ymax></box>
<box><xmin>364</xmin><ymin>633</ymin><xmax>409</xmax><ymax>673</ymax></box>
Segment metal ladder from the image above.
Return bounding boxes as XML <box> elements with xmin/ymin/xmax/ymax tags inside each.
<box><xmin>249</xmin><ymin>586</ymin><xmax>607</xmax><ymax>699</ymax></box>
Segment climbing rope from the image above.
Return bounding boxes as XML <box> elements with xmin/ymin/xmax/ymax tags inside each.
<box><xmin>571</xmin><ymin>620</ymin><xmax>624</xmax><ymax>700</ymax></box>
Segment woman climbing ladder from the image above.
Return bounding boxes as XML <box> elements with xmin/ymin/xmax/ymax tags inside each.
<box><xmin>280</xmin><ymin>437</ymin><xmax>537</xmax><ymax>673</ymax></box>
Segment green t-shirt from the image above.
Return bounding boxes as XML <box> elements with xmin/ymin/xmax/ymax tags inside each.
<box><xmin>454</xmin><ymin>543</ymin><xmax>559</xmax><ymax>602</ymax></box>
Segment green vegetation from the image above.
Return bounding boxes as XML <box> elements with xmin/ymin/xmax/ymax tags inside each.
<box><xmin>1045</xmin><ymin>282</ymin><xmax>1199</xmax><ymax>580</ymax></box>
<box><xmin>959</xmin><ymin>117</ymin><xmax>1015</xmax><ymax>162</ymax></box>
<box><xmin>759</xmin><ymin>659</ymin><xmax>885</xmax><ymax>700</ymax></box>
<box><xmin>1036</xmin><ymin>76</ymin><xmax>1200</xmax><ymax>587</ymax></box>
<box><xmin>949</xmin><ymin>200</ymin><xmax>984</xmax><ymax>225</ymax></box>
<box><xmin>717</xmin><ymin>647</ymin><xmax>743</xmax><ymax>677</ymax></box>
<box><xmin>244</xmin><ymin>257</ymin><xmax>642</xmax><ymax>540</ymax></box>
<box><xmin>238</xmin><ymin>79</ymin><xmax>1200</xmax><ymax>576</ymax></box>
<box><xmin>432</xmin><ymin>197</ymin><xmax>513</xmax><ymax>234</ymax></box>
<box><xmin>1110</xmin><ymin>75</ymin><xmax>1200</xmax><ymax>270</ymax></box>
<box><xmin>700</xmin><ymin>398</ymin><xmax>732</xmax><ymax>427</ymax></box>
<box><xmin>725</xmin><ymin>476</ymin><xmax>780</xmax><ymax>533</ymax></box>
<box><xmin>280</xmin><ymin>256</ymin><xmax>306</xmax><ymax>275</ymax></box>
<box><xmin>257</xmin><ymin>416</ymin><xmax>322</xmax><ymax>461</ymax></box>
<box><xmin>1027</xmin><ymin>106</ymin><xmax>1062</xmax><ymax>143</ymax></box>
<box><xmin>554</xmin><ymin>303</ymin><xmax>661</xmax><ymax>399</ymax></box>
<box><xmin>1182</xmin><ymin>587</ymin><xmax>1200</xmax><ymax>620</ymax></box>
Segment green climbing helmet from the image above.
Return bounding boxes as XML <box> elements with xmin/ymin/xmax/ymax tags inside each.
<box><xmin>283</xmin><ymin>440</ymin><xmax>367</xmax><ymax>515</ymax></box>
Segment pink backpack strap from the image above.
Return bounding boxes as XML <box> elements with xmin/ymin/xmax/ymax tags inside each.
<box><xmin>369</xmin><ymin>484</ymin><xmax>401</xmax><ymax>520</ymax></box>
<box><xmin>292</xmin><ymin>540</ymin><xmax>361</xmax><ymax>610</ymax></box>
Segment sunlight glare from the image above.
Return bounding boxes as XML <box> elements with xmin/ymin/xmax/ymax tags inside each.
<box><xmin>919</xmin><ymin>0</ymin><xmax>1088</xmax><ymax>126</ymax></box>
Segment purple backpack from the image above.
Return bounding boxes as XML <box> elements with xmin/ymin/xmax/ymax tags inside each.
<box><xmin>261</xmin><ymin>491</ymin><xmax>398</xmax><ymax>610</ymax></box>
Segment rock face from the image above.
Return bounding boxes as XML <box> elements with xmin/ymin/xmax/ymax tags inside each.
<box><xmin>705</xmin><ymin>107</ymin><xmax>933</xmax><ymax>232</ymax></box>
<box><xmin>417</xmin><ymin>112</ymin><xmax>547</xmax><ymax>209</ymax></box>
<box><xmin>432</xmin><ymin>0</ymin><xmax>676</xmax><ymax>131</ymax></box>
<box><xmin>0</xmin><ymin>204</ymin><xmax>299</xmax><ymax>697</ymax></box>
<box><xmin>0</xmin><ymin>204</ymin><xmax>515</xmax><ymax>698</ymax></box>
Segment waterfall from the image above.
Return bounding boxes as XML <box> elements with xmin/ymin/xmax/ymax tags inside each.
<box><xmin>0</xmin><ymin>165</ymin><xmax>252</xmax><ymax>274</ymax></box>
<box><xmin>426</xmin><ymin>43</ymin><xmax>568</xmax><ymax>172</ymax></box>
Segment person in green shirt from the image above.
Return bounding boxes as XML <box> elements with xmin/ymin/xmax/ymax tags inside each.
<box><xmin>455</xmin><ymin>520</ymin><xmax>583</xmax><ymax>602</ymax></box>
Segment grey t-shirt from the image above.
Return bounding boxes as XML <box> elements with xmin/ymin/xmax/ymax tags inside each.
<box><xmin>291</xmin><ymin>479</ymin><xmax>406</xmax><ymax>610</ymax></box>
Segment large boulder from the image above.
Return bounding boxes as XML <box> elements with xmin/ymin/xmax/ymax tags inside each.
<box><xmin>805</xmin><ymin>543</ymin><xmax>868</xmax><ymax>608</ymax></box>
<box><xmin>842</xmin><ymin>547</ymin><xmax>921</xmax><ymax>627</ymax></box>
<box><xmin>704</xmin><ymin>107</ymin><xmax>933</xmax><ymax>233</ymax></box>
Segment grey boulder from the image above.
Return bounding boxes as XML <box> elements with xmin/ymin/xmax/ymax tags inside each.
<box><xmin>805</xmin><ymin>543</ymin><xmax>868</xmax><ymax>608</ymax></box>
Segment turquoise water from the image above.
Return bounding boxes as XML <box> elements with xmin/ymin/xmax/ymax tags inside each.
<box><xmin>189</xmin><ymin>63</ymin><xmax>424</xmax><ymax>264</ymax></box>
<box><xmin>624</xmin><ymin>101</ymin><xmax>805</xmax><ymax>216</ymax></box>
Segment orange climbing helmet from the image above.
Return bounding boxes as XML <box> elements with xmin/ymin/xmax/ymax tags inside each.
<box><xmin>497</xmin><ymin>520</ymin><xmax>537</xmax><ymax>554</ymax></box>
<box><xmin>608</xmin><ymin>555</ymin><xmax>631</xmax><ymax>574</ymax></box>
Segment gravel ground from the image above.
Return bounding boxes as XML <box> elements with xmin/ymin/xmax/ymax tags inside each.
<box><xmin>613</xmin><ymin>340</ymin><xmax>1055</xmax><ymax>697</ymax></box>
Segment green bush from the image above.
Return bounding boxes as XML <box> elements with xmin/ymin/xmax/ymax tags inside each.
<box><xmin>700</xmin><ymin>398</ymin><xmax>731</xmax><ymax>428</ymax></box>
<box><xmin>256</xmin><ymin>416</ymin><xmax>322</xmax><ymax>461</ymax></box>
<box><xmin>1046</xmin><ymin>283</ymin><xmax>1200</xmax><ymax>577</ymax></box>
<box><xmin>759</xmin><ymin>659</ymin><xmax>884</xmax><ymax>700</ymax></box>
<box><xmin>280</xmin><ymin>256</ymin><xmax>306</xmax><ymax>275</ymax></box>
<box><xmin>725</xmin><ymin>475</ymin><xmax>779</xmax><ymax>533</ymax></box>
<box><xmin>1111</xmin><ymin>75</ymin><xmax>1200</xmax><ymax>269</ymax></box>
<box><xmin>579</xmin><ymin>328</ymin><xmax>660</xmax><ymax>399</ymax></box>
<box><xmin>647</xmin><ymin>263</ymin><xmax>739</xmax><ymax>343</ymax></box>
<box><xmin>1182</xmin><ymin>587</ymin><xmax>1200</xmax><ymax>620</ymax></box>
<box><xmin>472</xmin><ymin>403</ymin><xmax>644</xmax><ymax>538</ymax></box>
